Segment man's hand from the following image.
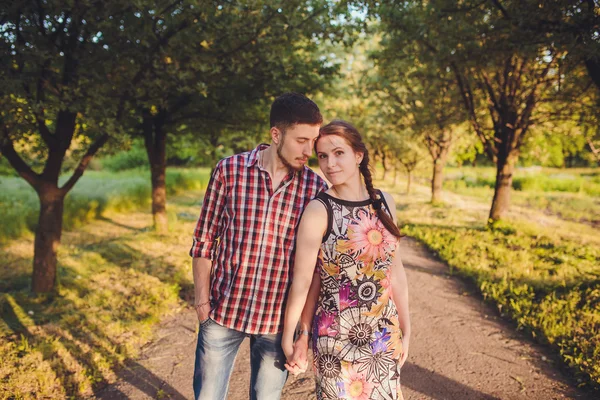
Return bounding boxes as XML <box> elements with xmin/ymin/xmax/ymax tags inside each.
<box><xmin>195</xmin><ymin>302</ymin><xmax>211</xmax><ymax>323</ymax></box>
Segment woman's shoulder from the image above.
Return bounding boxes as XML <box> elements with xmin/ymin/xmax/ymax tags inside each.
<box><xmin>303</xmin><ymin>197</ymin><xmax>329</xmax><ymax>217</ymax></box>
<box><xmin>378</xmin><ymin>190</ymin><xmax>395</xmax><ymax>206</ymax></box>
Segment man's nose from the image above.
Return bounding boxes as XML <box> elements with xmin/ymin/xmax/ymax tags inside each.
<box><xmin>303</xmin><ymin>142</ymin><xmax>312</xmax><ymax>156</ymax></box>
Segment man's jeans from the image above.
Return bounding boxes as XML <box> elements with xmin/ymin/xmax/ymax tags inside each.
<box><xmin>193</xmin><ymin>318</ymin><xmax>288</xmax><ymax>400</ymax></box>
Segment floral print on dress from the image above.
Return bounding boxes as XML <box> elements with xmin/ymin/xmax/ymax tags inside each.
<box><xmin>312</xmin><ymin>193</ymin><xmax>404</xmax><ymax>400</ymax></box>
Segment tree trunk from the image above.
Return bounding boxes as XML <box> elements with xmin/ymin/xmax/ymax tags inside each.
<box><xmin>143</xmin><ymin>112</ymin><xmax>169</xmax><ymax>234</ymax></box>
<box><xmin>32</xmin><ymin>185</ymin><xmax>65</xmax><ymax>293</ymax></box>
<box><xmin>381</xmin><ymin>151</ymin><xmax>388</xmax><ymax>180</ymax></box>
<box><xmin>406</xmin><ymin>171</ymin><xmax>412</xmax><ymax>194</ymax></box>
<box><xmin>393</xmin><ymin>167</ymin><xmax>398</xmax><ymax>187</ymax></box>
<box><xmin>489</xmin><ymin>158</ymin><xmax>515</xmax><ymax>222</ymax></box>
<box><xmin>430</xmin><ymin>143</ymin><xmax>449</xmax><ymax>203</ymax></box>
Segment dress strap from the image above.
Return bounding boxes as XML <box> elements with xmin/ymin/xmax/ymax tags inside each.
<box><xmin>377</xmin><ymin>189</ymin><xmax>393</xmax><ymax>217</ymax></box>
<box><xmin>314</xmin><ymin>192</ymin><xmax>333</xmax><ymax>243</ymax></box>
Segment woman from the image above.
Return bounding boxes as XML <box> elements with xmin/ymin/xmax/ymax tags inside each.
<box><xmin>282</xmin><ymin>120</ymin><xmax>411</xmax><ymax>400</ymax></box>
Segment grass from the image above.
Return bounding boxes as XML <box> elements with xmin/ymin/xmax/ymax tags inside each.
<box><xmin>379</xmin><ymin>169</ymin><xmax>600</xmax><ymax>390</ymax></box>
<box><xmin>441</xmin><ymin>167</ymin><xmax>600</xmax><ymax>226</ymax></box>
<box><xmin>0</xmin><ymin>168</ymin><xmax>211</xmax><ymax>242</ymax></box>
<box><xmin>0</xmin><ymin>171</ymin><xmax>208</xmax><ymax>399</ymax></box>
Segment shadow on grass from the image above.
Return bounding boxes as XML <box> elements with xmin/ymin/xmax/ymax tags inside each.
<box><xmin>97</xmin><ymin>216</ymin><xmax>149</xmax><ymax>232</ymax></box>
<box><xmin>1</xmin><ymin>288</ymin><xmax>188</xmax><ymax>399</ymax></box>
<box><xmin>0</xmin><ymin>225</ymin><xmax>193</xmax><ymax>397</ymax></box>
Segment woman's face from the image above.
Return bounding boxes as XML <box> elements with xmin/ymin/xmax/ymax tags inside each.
<box><xmin>316</xmin><ymin>134</ymin><xmax>363</xmax><ymax>186</ymax></box>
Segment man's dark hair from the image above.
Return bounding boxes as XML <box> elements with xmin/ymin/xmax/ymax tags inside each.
<box><xmin>269</xmin><ymin>92</ymin><xmax>323</xmax><ymax>131</ymax></box>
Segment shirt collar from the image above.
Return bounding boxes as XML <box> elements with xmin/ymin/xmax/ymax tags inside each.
<box><xmin>246</xmin><ymin>143</ymin><xmax>270</xmax><ymax>168</ymax></box>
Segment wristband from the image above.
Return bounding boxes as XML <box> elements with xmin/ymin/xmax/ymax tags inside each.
<box><xmin>195</xmin><ymin>300</ymin><xmax>210</xmax><ymax>309</ymax></box>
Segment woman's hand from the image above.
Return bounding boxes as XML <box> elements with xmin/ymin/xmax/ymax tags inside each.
<box><xmin>398</xmin><ymin>336</ymin><xmax>410</xmax><ymax>369</ymax></box>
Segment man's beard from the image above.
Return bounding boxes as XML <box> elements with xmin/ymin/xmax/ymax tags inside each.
<box><xmin>276</xmin><ymin>135</ymin><xmax>304</xmax><ymax>172</ymax></box>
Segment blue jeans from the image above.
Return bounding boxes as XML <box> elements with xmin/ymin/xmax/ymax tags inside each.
<box><xmin>193</xmin><ymin>318</ymin><xmax>288</xmax><ymax>400</ymax></box>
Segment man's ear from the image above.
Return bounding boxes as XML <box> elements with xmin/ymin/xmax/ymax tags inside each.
<box><xmin>270</xmin><ymin>127</ymin><xmax>282</xmax><ymax>144</ymax></box>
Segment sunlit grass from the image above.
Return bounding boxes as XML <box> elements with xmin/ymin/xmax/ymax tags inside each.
<box><xmin>0</xmin><ymin>176</ymin><xmax>203</xmax><ymax>398</ymax></box>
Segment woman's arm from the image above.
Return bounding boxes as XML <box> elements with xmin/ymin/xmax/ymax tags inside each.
<box><xmin>282</xmin><ymin>200</ymin><xmax>327</xmax><ymax>368</ymax></box>
<box><xmin>383</xmin><ymin>191</ymin><xmax>411</xmax><ymax>368</ymax></box>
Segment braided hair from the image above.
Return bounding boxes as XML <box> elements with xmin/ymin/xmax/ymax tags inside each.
<box><xmin>317</xmin><ymin>120</ymin><xmax>403</xmax><ymax>238</ymax></box>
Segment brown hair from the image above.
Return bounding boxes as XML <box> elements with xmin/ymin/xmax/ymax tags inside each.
<box><xmin>317</xmin><ymin>120</ymin><xmax>403</xmax><ymax>238</ymax></box>
<box><xmin>270</xmin><ymin>92</ymin><xmax>323</xmax><ymax>132</ymax></box>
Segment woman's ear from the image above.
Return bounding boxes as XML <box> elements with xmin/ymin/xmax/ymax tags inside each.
<box><xmin>356</xmin><ymin>152</ymin><xmax>364</xmax><ymax>165</ymax></box>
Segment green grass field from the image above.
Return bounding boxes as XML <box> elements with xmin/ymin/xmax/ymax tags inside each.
<box><xmin>0</xmin><ymin>168</ymin><xmax>210</xmax><ymax>242</ymax></box>
<box><xmin>441</xmin><ymin>167</ymin><xmax>600</xmax><ymax>227</ymax></box>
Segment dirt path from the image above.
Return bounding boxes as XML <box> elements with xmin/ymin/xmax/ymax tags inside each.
<box><xmin>94</xmin><ymin>238</ymin><xmax>594</xmax><ymax>400</ymax></box>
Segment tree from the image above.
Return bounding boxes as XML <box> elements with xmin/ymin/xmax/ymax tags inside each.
<box><xmin>121</xmin><ymin>0</ymin><xmax>347</xmax><ymax>232</ymax></box>
<box><xmin>369</xmin><ymin>0</ymin><xmax>570</xmax><ymax>221</ymax></box>
<box><xmin>0</xmin><ymin>1</ymin><xmax>131</xmax><ymax>292</ymax></box>
<box><xmin>372</xmin><ymin>40</ymin><xmax>465</xmax><ymax>203</ymax></box>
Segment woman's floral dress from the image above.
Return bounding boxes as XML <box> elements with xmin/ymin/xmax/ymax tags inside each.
<box><xmin>311</xmin><ymin>192</ymin><xmax>404</xmax><ymax>400</ymax></box>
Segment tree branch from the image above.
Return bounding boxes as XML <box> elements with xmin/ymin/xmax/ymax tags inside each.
<box><xmin>0</xmin><ymin>126</ymin><xmax>40</xmax><ymax>189</ymax></box>
<box><xmin>60</xmin><ymin>133</ymin><xmax>109</xmax><ymax>194</ymax></box>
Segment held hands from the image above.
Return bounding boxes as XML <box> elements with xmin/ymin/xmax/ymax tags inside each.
<box><xmin>283</xmin><ymin>335</ymin><xmax>310</xmax><ymax>376</ymax></box>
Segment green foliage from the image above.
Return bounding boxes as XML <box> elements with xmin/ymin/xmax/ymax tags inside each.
<box><xmin>100</xmin><ymin>145</ymin><xmax>149</xmax><ymax>172</ymax></box>
<box><xmin>0</xmin><ymin>157</ymin><xmax>18</xmax><ymax>176</ymax></box>
<box><xmin>0</xmin><ymin>169</ymin><xmax>210</xmax><ymax>242</ymax></box>
<box><xmin>513</xmin><ymin>175</ymin><xmax>600</xmax><ymax>196</ymax></box>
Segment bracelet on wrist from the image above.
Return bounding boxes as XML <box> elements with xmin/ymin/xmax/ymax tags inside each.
<box><xmin>297</xmin><ymin>329</ymin><xmax>311</xmax><ymax>337</ymax></box>
<box><xmin>195</xmin><ymin>300</ymin><xmax>211</xmax><ymax>309</ymax></box>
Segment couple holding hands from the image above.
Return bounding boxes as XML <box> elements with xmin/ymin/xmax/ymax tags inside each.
<box><xmin>190</xmin><ymin>93</ymin><xmax>410</xmax><ymax>400</ymax></box>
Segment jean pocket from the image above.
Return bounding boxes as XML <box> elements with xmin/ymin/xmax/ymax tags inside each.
<box><xmin>200</xmin><ymin>317</ymin><xmax>213</xmax><ymax>328</ymax></box>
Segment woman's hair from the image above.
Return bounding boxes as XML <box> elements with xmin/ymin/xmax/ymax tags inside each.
<box><xmin>317</xmin><ymin>120</ymin><xmax>403</xmax><ymax>238</ymax></box>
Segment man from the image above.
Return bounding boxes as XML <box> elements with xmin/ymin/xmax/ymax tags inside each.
<box><xmin>190</xmin><ymin>92</ymin><xmax>327</xmax><ymax>400</ymax></box>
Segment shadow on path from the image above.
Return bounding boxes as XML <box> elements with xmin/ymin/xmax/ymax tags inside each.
<box><xmin>95</xmin><ymin>359</ymin><xmax>188</xmax><ymax>400</ymax></box>
<box><xmin>403</xmin><ymin>362</ymin><xmax>500</xmax><ymax>400</ymax></box>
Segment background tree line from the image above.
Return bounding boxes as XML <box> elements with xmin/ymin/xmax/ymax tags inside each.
<box><xmin>1</xmin><ymin>0</ymin><xmax>599</xmax><ymax>294</ymax></box>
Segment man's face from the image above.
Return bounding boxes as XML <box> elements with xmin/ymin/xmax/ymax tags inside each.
<box><xmin>275</xmin><ymin>124</ymin><xmax>320</xmax><ymax>171</ymax></box>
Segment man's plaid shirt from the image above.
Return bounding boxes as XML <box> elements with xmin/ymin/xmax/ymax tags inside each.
<box><xmin>190</xmin><ymin>144</ymin><xmax>327</xmax><ymax>334</ymax></box>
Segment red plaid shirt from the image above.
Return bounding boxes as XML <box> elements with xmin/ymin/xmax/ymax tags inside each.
<box><xmin>190</xmin><ymin>144</ymin><xmax>327</xmax><ymax>334</ymax></box>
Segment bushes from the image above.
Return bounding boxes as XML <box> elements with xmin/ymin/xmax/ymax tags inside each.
<box><xmin>99</xmin><ymin>146</ymin><xmax>149</xmax><ymax>172</ymax></box>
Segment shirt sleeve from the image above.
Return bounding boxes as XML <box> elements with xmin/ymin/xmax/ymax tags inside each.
<box><xmin>189</xmin><ymin>161</ymin><xmax>227</xmax><ymax>259</ymax></box>
<box><xmin>319</xmin><ymin>177</ymin><xmax>329</xmax><ymax>193</ymax></box>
